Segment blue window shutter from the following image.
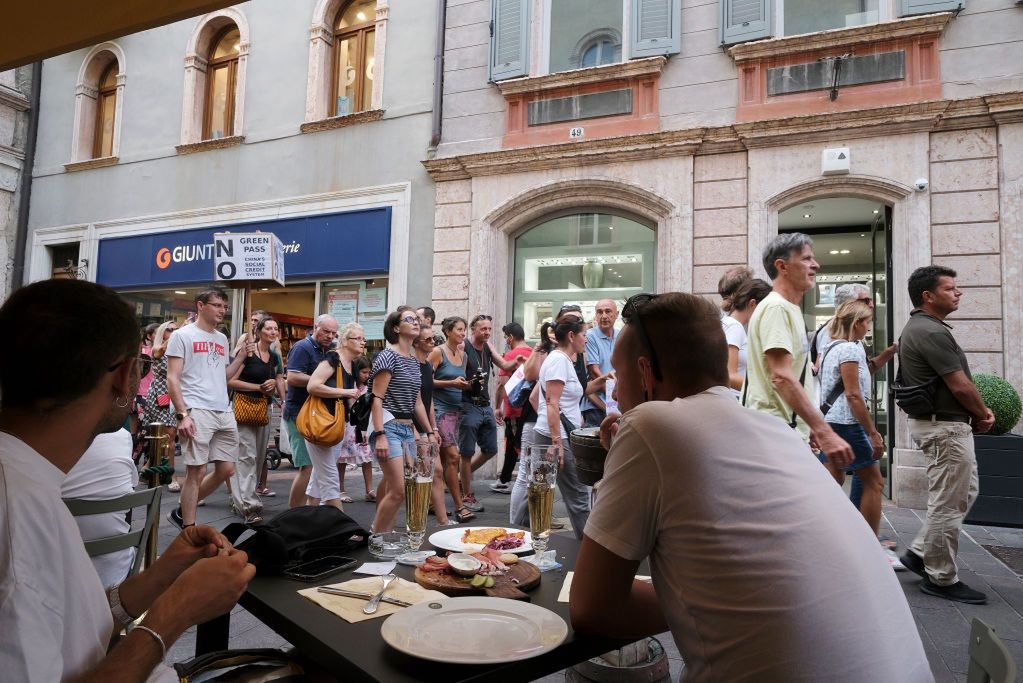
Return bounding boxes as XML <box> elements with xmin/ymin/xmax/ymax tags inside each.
<box><xmin>898</xmin><ymin>0</ymin><xmax>963</xmax><ymax>16</ymax></box>
<box><xmin>630</xmin><ymin>0</ymin><xmax>682</xmax><ymax>58</ymax></box>
<box><xmin>720</xmin><ymin>0</ymin><xmax>772</xmax><ymax>45</ymax></box>
<box><xmin>490</xmin><ymin>0</ymin><xmax>530</xmax><ymax>81</ymax></box>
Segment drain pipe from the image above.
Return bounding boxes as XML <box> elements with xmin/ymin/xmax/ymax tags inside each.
<box><xmin>11</xmin><ymin>61</ymin><xmax>41</xmax><ymax>291</ymax></box>
<box><xmin>428</xmin><ymin>0</ymin><xmax>447</xmax><ymax>152</ymax></box>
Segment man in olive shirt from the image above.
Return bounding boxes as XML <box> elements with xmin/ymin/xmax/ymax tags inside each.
<box><xmin>898</xmin><ymin>265</ymin><xmax>994</xmax><ymax>604</ymax></box>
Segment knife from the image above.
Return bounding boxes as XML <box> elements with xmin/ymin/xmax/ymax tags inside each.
<box><xmin>316</xmin><ymin>586</ymin><xmax>414</xmax><ymax>607</ymax></box>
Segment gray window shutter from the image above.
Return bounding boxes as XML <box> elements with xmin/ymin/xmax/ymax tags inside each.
<box><xmin>630</xmin><ymin>0</ymin><xmax>682</xmax><ymax>58</ymax></box>
<box><xmin>490</xmin><ymin>0</ymin><xmax>530</xmax><ymax>81</ymax></box>
<box><xmin>898</xmin><ymin>0</ymin><xmax>964</xmax><ymax>16</ymax></box>
<box><xmin>720</xmin><ymin>0</ymin><xmax>772</xmax><ymax>45</ymax></box>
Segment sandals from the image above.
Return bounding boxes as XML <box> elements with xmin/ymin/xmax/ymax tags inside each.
<box><xmin>340</xmin><ymin>493</ymin><xmax>354</xmax><ymax>504</ymax></box>
<box><xmin>456</xmin><ymin>506</ymin><xmax>476</xmax><ymax>523</ymax></box>
<box><xmin>255</xmin><ymin>487</ymin><xmax>276</xmax><ymax>497</ymax></box>
<box><xmin>167</xmin><ymin>480</ymin><xmax>181</xmax><ymax>492</ymax></box>
<box><xmin>364</xmin><ymin>491</ymin><xmax>377</xmax><ymax>502</ymax></box>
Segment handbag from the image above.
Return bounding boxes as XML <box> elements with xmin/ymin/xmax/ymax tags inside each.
<box><xmin>348</xmin><ymin>390</ymin><xmax>374</xmax><ymax>431</ymax></box>
<box><xmin>507</xmin><ymin>379</ymin><xmax>536</xmax><ymax>408</ymax></box>
<box><xmin>234</xmin><ymin>392</ymin><xmax>269</xmax><ymax>426</ymax></box>
<box><xmin>297</xmin><ymin>367</ymin><xmax>346</xmax><ymax>446</ymax></box>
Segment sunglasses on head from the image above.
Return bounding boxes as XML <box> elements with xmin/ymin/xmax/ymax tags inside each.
<box><xmin>471</xmin><ymin>314</ymin><xmax>492</xmax><ymax>326</ymax></box>
<box><xmin>622</xmin><ymin>293</ymin><xmax>663</xmax><ymax>381</ymax></box>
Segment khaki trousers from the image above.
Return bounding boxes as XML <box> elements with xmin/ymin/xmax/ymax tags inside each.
<box><xmin>231</xmin><ymin>420</ymin><xmax>269</xmax><ymax>517</ymax></box>
<box><xmin>909</xmin><ymin>418</ymin><xmax>979</xmax><ymax>586</ymax></box>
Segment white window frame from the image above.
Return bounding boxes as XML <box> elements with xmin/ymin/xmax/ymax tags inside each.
<box><xmin>536</xmin><ymin>0</ymin><xmax>631</xmax><ymax>76</ymax></box>
<box><xmin>774</xmin><ymin>0</ymin><xmax>896</xmax><ymax>37</ymax></box>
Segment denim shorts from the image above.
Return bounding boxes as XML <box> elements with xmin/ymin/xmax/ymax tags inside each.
<box><xmin>821</xmin><ymin>422</ymin><xmax>878</xmax><ymax>472</ymax></box>
<box><xmin>458</xmin><ymin>403</ymin><xmax>498</xmax><ymax>457</ymax></box>
<box><xmin>382</xmin><ymin>420</ymin><xmax>415</xmax><ymax>461</ymax></box>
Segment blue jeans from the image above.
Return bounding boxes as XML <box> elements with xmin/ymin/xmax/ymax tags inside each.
<box><xmin>382</xmin><ymin>420</ymin><xmax>415</xmax><ymax>460</ymax></box>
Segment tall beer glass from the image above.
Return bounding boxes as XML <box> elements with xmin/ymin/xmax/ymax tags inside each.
<box><xmin>402</xmin><ymin>440</ymin><xmax>437</xmax><ymax>556</ymax></box>
<box><xmin>527</xmin><ymin>444</ymin><xmax>559</xmax><ymax>570</ymax></box>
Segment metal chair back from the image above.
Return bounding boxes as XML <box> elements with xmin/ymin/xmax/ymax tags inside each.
<box><xmin>968</xmin><ymin>617</ymin><xmax>1018</xmax><ymax>683</ymax></box>
<box><xmin>63</xmin><ymin>486</ymin><xmax>162</xmax><ymax>579</ymax></box>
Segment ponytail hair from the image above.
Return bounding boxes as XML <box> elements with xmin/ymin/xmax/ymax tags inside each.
<box><xmin>539</xmin><ymin>317</ymin><xmax>586</xmax><ymax>353</ymax></box>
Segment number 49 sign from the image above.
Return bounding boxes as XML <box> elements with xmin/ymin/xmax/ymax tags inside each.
<box><xmin>213</xmin><ymin>232</ymin><xmax>286</xmax><ymax>288</ymax></box>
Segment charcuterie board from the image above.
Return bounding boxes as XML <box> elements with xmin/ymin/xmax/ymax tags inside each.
<box><xmin>414</xmin><ymin>561</ymin><xmax>541</xmax><ymax>600</ymax></box>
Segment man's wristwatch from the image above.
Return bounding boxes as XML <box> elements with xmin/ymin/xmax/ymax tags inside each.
<box><xmin>175</xmin><ymin>408</ymin><xmax>191</xmax><ymax>421</ymax></box>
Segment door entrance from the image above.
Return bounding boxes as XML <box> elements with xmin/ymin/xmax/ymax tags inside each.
<box><xmin>779</xmin><ymin>197</ymin><xmax>894</xmax><ymax>497</ymax></box>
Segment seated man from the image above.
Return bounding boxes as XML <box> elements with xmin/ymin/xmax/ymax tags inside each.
<box><xmin>0</xmin><ymin>279</ymin><xmax>254</xmax><ymax>682</ymax></box>
<box><xmin>569</xmin><ymin>292</ymin><xmax>931</xmax><ymax>682</ymax></box>
<box><xmin>61</xmin><ymin>428</ymin><xmax>139</xmax><ymax>590</ymax></box>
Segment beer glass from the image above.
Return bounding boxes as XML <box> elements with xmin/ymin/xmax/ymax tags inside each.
<box><xmin>526</xmin><ymin>444</ymin><xmax>559</xmax><ymax>570</ymax></box>
<box><xmin>402</xmin><ymin>440</ymin><xmax>437</xmax><ymax>556</ymax></box>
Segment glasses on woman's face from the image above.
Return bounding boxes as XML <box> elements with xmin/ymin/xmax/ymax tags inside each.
<box><xmin>401</xmin><ymin>315</ymin><xmax>419</xmax><ymax>325</ymax></box>
<box><xmin>347</xmin><ymin>336</ymin><xmax>366</xmax><ymax>344</ymax></box>
<box><xmin>622</xmin><ymin>293</ymin><xmax>662</xmax><ymax>381</ymax></box>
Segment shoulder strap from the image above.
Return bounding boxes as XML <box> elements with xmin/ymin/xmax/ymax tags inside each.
<box><xmin>789</xmin><ymin>352</ymin><xmax>810</xmax><ymax>429</ymax></box>
<box><xmin>818</xmin><ymin>341</ymin><xmax>850</xmax><ymax>411</ymax></box>
<box><xmin>809</xmin><ymin>321</ymin><xmax>828</xmax><ymax>365</ymax></box>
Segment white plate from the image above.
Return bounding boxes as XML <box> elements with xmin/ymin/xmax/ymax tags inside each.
<box><xmin>381</xmin><ymin>597</ymin><xmax>568</xmax><ymax>664</ymax></box>
<box><xmin>427</xmin><ymin>526</ymin><xmax>533</xmax><ymax>554</ymax></box>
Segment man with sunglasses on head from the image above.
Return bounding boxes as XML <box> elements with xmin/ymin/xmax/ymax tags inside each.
<box><xmin>570</xmin><ymin>292</ymin><xmax>931</xmax><ymax>682</ymax></box>
<box><xmin>743</xmin><ymin>233</ymin><xmax>854</xmax><ymax>467</ymax></box>
<box><xmin>458</xmin><ymin>314</ymin><xmax>526</xmax><ymax>512</ymax></box>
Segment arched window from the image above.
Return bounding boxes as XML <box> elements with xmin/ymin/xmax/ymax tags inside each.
<box><xmin>570</xmin><ymin>29</ymin><xmax>622</xmax><ymax>70</ymax></box>
<box><xmin>580</xmin><ymin>39</ymin><xmax>618</xmax><ymax>68</ymax></box>
<box><xmin>93</xmin><ymin>63</ymin><xmax>118</xmax><ymax>158</ymax></box>
<box><xmin>204</xmin><ymin>26</ymin><xmax>240</xmax><ymax>140</ymax></box>
<box><xmin>332</xmin><ymin>0</ymin><xmax>376</xmax><ymax>116</ymax></box>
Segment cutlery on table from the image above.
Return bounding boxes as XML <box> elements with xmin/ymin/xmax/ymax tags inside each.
<box><xmin>317</xmin><ymin>586</ymin><xmax>412</xmax><ymax>607</ymax></box>
<box><xmin>362</xmin><ymin>573</ymin><xmax>397</xmax><ymax>614</ymax></box>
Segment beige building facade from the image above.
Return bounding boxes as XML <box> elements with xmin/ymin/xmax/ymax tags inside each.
<box><xmin>426</xmin><ymin>0</ymin><xmax>1023</xmax><ymax>505</ymax></box>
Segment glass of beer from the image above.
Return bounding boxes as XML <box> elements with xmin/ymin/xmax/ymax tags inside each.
<box><xmin>402</xmin><ymin>440</ymin><xmax>437</xmax><ymax>557</ymax></box>
<box><xmin>527</xmin><ymin>444</ymin><xmax>559</xmax><ymax>570</ymax></box>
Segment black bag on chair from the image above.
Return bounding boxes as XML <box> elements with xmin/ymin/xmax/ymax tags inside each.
<box><xmin>222</xmin><ymin>506</ymin><xmax>368</xmax><ymax>575</ymax></box>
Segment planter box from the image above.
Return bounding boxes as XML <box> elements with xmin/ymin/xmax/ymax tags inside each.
<box><xmin>965</xmin><ymin>434</ymin><xmax>1023</xmax><ymax>528</ymax></box>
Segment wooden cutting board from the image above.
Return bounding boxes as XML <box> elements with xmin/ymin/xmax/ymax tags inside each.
<box><xmin>414</xmin><ymin>561</ymin><xmax>541</xmax><ymax>600</ymax></box>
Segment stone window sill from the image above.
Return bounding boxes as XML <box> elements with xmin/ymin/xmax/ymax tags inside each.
<box><xmin>64</xmin><ymin>156</ymin><xmax>118</xmax><ymax>172</ymax></box>
<box><xmin>175</xmin><ymin>135</ymin><xmax>245</xmax><ymax>155</ymax></box>
<box><xmin>495</xmin><ymin>57</ymin><xmax>667</xmax><ymax>97</ymax></box>
<box><xmin>300</xmin><ymin>109</ymin><xmax>384</xmax><ymax>134</ymax></box>
<box><xmin>727</xmin><ymin>12</ymin><xmax>953</xmax><ymax>63</ymax></box>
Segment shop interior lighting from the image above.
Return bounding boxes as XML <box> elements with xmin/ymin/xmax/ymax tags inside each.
<box><xmin>829</xmin><ymin>250</ymin><xmax>839</xmax><ymax>255</ymax></box>
<box><xmin>803</xmin><ymin>214</ymin><xmax>812</xmax><ymax>219</ymax></box>
<box><xmin>872</xmin><ymin>209</ymin><xmax>880</xmax><ymax>214</ymax></box>
<box><xmin>174</xmin><ymin>290</ymin><xmax>187</xmax><ymax>295</ymax></box>
<box><xmin>840</xmin><ymin>249</ymin><xmax>850</xmax><ymax>254</ymax></box>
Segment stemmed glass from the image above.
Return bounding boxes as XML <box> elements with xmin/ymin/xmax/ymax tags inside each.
<box><xmin>399</xmin><ymin>440</ymin><xmax>437</xmax><ymax>560</ymax></box>
<box><xmin>526</xmin><ymin>444</ymin><xmax>559</xmax><ymax>571</ymax></box>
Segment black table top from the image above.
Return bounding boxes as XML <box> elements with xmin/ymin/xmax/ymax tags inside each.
<box><xmin>239</xmin><ymin>534</ymin><xmax>626</xmax><ymax>683</ymax></box>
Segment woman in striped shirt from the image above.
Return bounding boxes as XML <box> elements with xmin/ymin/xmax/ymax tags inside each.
<box><xmin>369</xmin><ymin>305</ymin><xmax>437</xmax><ymax>533</ymax></box>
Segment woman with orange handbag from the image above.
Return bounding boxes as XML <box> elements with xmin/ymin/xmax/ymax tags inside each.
<box><xmin>143</xmin><ymin>319</ymin><xmax>181</xmax><ymax>491</ymax></box>
<box><xmin>227</xmin><ymin>317</ymin><xmax>286</xmax><ymax>523</ymax></box>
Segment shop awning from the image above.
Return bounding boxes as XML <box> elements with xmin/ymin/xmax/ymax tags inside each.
<box><xmin>1</xmin><ymin>0</ymin><xmax>238</xmax><ymax>71</ymax></box>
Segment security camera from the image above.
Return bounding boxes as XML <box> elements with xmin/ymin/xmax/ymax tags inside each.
<box><xmin>914</xmin><ymin>178</ymin><xmax>929</xmax><ymax>191</ymax></box>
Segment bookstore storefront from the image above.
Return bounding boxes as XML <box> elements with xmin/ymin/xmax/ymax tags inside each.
<box><xmin>94</xmin><ymin>207</ymin><xmax>395</xmax><ymax>359</ymax></box>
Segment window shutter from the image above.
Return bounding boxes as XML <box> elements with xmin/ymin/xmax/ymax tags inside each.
<box><xmin>630</xmin><ymin>0</ymin><xmax>682</xmax><ymax>58</ymax></box>
<box><xmin>898</xmin><ymin>0</ymin><xmax>964</xmax><ymax>16</ymax></box>
<box><xmin>720</xmin><ymin>0</ymin><xmax>772</xmax><ymax>45</ymax></box>
<box><xmin>490</xmin><ymin>0</ymin><xmax>529</xmax><ymax>81</ymax></box>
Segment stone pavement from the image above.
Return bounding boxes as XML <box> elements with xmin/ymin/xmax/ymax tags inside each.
<box><xmin>154</xmin><ymin>464</ymin><xmax>1023</xmax><ymax>681</ymax></box>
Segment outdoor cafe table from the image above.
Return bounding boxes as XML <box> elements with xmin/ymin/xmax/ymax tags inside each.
<box><xmin>195</xmin><ymin>533</ymin><xmax>628</xmax><ymax>682</ymax></box>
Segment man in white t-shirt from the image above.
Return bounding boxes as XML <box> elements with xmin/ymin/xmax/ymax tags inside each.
<box><xmin>61</xmin><ymin>428</ymin><xmax>139</xmax><ymax>589</ymax></box>
<box><xmin>0</xmin><ymin>279</ymin><xmax>254</xmax><ymax>683</ymax></box>
<box><xmin>167</xmin><ymin>287</ymin><xmax>253</xmax><ymax>528</ymax></box>
<box><xmin>569</xmin><ymin>292</ymin><xmax>932</xmax><ymax>683</ymax></box>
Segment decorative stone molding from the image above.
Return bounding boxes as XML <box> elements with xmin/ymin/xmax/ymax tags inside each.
<box><xmin>496</xmin><ymin>56</ymin><xmax>667</xmax><ymax>97</ymax></box>
<box><xmin>424</xmin><ymin>92</ymin><xmax>1023</xmax><ymax>180</ymax></box>
<box><xmin>305</xmin><ymin>0</ymin><xmax>388</xmax><ymax>123</ymax></box>
<box><xmin>299</xmin><ymin>109</ymin><xmax>384</xmax><ymax>134</ymax></box>
<box><xmin>71</xmin><ymin>43</ymin><xmax>127</xmax><ymax>164</ymax></box>
<box><xmin>174</xmin><ymin>135</ymin><xmax>244</xmax><ymax>155</ymax></box>
<box><xmin>727</xmin><ymin>12</ymin><xmax>953</xmax><ymax>62</ymax></box>
<box><xmin>64</xmin><ymin>156</ymin><xmax>118</xmax><ymax>172</ymax></box>
<box><xmin>0</xmin><ymin>85</ymin><xmax>30</xmax><ymax>111</ymax></box>
<box><xmin>180</xmin><ymin>8</ymin><xmax>251</xmax><ymax>145</ymax></box>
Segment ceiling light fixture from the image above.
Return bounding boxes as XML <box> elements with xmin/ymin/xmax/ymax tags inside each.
<box><xmin>803</xmin><ymin>214</ymin><xmax>812</xmax><ymax>219</ymax></box>
<box><xmin>872</xmin><ymin>209</ymin><xmax>880</xmax><ymax>214</ymax></box>
<box><xmin>840</xmin><ymin>249</ymin><xmax>850</xmax><ymax>254</ymax></box>
<box><xmin>174</xmin><ymin>290</ymin><xmax>187</xmax><ymax>295</ymax></box>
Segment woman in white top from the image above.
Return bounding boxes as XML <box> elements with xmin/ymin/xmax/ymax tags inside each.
<box><xmin>722</xmin><ymin>278</ymin><xmax>772</xmax><ymax>397</ymax></box>
<box><xmin>819</xmin><ymin>299</ymin><xmax>886</xmax><ymax>536</ymax></box>
<box><xmin>533</xmin><ymin>317</ymin><xmax>591</xmax><ymax>539</ymax></box>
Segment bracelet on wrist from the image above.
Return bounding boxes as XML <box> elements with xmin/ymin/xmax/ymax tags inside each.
<box><xmin>132</xmin><ymin>624</ymin><xmax>166</xmax><ymax>660</ymax></box>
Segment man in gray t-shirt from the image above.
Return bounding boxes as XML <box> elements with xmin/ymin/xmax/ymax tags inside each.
<box><xmin>167</xmin><ymin>288</ymin><xmax>252</xmax><ymax>528</ymax></box>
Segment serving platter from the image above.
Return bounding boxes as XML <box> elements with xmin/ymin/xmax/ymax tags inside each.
<box><xmin>414</xmin><ymin>560</ymin><xmax>541</xmax><ymax>600</ymax></box>
<box><xmin>428</xmin><ymin>526</ymin><xmax>533</xmax><ymax>554</ymax></box>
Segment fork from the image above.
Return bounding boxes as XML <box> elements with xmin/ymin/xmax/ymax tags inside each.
<box><xmin>362</xmin><ymin>573</ymin><xmax>397</xmax><ymax>614</ymax></box>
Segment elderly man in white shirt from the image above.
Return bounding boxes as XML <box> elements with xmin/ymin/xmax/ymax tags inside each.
<box><xmin>0</xmin><ymin>279</ymin><xmax>254</xmax><ymax>683</ymax></box>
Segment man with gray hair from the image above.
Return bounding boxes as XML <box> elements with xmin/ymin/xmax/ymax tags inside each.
<box><xmin>284</xmin><ymin>314</ymin><xmax>339</xmax><ymax>507</ymax></box>
<box><xmin>744</xmin><ymin>233</ymin><xmax>853</xmax><ymax>466</ymax></box>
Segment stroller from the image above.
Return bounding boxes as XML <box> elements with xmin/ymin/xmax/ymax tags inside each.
<box><xmin>265</xmin><ymin>399</ymin><xmax>293</xmax><ymax>470</ymax></box>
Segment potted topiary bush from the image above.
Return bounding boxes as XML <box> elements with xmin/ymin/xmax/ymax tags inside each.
<box><xmin>965</xmin><ymin>373</ymin><xmax>1023</xmax><ymax>528</ymax></box>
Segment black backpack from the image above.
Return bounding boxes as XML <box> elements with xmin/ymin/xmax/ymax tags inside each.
<box><xmin>223</xmin><ymin>506</ymin><xmax>368</xmax><ymax>575</ymax></box>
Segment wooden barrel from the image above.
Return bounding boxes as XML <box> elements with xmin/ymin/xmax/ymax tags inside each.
<box><xmin>569</xmin><ymin>427</ymin><xmax>607</xmax><ymax>486</ymax></box>
<box><xmin>566</xmin><ymin>638</ymin><xmax>671</xmax><ymax>683</ymax></box>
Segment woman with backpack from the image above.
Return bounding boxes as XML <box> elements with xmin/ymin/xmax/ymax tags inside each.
<box><xmin>818</xmin><ymin>299</ymin><xmax>886</xmax><ymax>536</ymax></box>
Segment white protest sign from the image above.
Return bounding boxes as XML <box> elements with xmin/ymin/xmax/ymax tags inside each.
<box><xmin>213</xmin><ymin>232</ymin><xmax>285</xmax><ymax>287</ymax></box>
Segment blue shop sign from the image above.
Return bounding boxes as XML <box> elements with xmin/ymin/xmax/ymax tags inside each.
<box><xmin>97</xmin><ymin>207</ymin><xmax>391</xmax><ymax>289</ymax></box>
